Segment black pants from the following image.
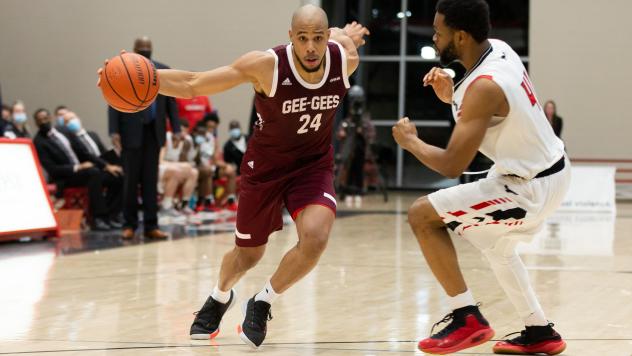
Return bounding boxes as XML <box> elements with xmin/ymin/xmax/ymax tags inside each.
<box><xmin>121</xmin><ymin>123</ymin><xmax>160</xmax><ymax>231</ymax></box>
<box><xmin>63</xmin><ymin>167</ymin><xmax>107</xmax><ymax>220</ymax></box>
<box><xmin>103</xmin><ymin>171</ymin><xmax>123</xmax><ymax>218</ymax></box>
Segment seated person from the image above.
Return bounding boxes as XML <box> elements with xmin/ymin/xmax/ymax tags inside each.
<box><xmin>54</xmin><ymin>105</ymin><xmax>71</xmax><ymax>132</ymax></box>
<box><xmin>32</xmin><ymin>109</ymin><xmax>112</xmax><ymax>231</ymax></box>
<box><xmin>222</xmin><ymin>120</ymin><xmax>248</xmax><ymax>175</ymax></box>
<box><xmin>0</xmin><ymin>104</ymin><xmax>11</xmax><ymax>133</ymax></box>
<box><xmin>158</xmin><ymin>130</ymin><xmax>199</xmax><ymax>216</ymax></box>
<box><xmin>194</xmin><ymin>115</ymin><xmax>237</xmax><ymax>211</ymax></box>
<box><xmin>3</xmin><ymin>101</ymin><xmax>30</xmax><ymax>138</ymax></box>
<box><xmin>62</xmin><ymin>111</ymin><xmax>124</xmax><ymax>225</ymax></box>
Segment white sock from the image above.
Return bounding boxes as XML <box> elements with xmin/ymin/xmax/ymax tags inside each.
<box><xmin>211</xmin><ymin>284</ymin><xmax>231</xmax><ymax>304</ymax></box>
<box><xmin>254</xmin><ymin>280</ymin><xmax>279</xmax><ymax>304</ymax></box>
<box><xmin>447</xmin><ymin>289</ymin><xmax>476</xmax><ymax>311</ymax></box>
<box><xmin>525</xmin><ymin>310</ymin><xmax>549</xmax><ymax>326</ymax></box>
<box><xmin>162</xmin><ymin>197</ymin><xmax>174</xmax><ymax>210</ymax></box>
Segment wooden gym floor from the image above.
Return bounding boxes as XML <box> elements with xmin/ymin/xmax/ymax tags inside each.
<box><xmin>1</xmin><ymin>192</ymin><xmax>631</xmax><ymax>355</ymax></box>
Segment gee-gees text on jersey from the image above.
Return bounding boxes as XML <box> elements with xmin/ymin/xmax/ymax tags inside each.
<box><xmin>281</xmin><ymin>95</ymin><xmax>340</xmax><ymax>114</ymax></box>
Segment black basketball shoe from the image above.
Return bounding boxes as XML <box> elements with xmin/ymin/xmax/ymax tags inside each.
<box><xmin>238</xmin><ymin>296</ymin><xmax>273</xmax><ymax>349</ymax></box>
<box><xmin>189</xmin><ymin>290</ymin><xmax>236</xmax><ymax>340</ymax></box>
<box><xmin>493</xmin><ymin>323</ymin><xmax>566</xmax><ymax>355</ymax></box>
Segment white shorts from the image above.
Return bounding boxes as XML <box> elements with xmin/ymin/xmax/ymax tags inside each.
<box><xmin>427</xmin><ymin>157</ymin><xmax>571</xmax><ymax>251</ymax></box>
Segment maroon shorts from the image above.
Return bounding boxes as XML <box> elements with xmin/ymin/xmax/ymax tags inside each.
<box><xmin>234</xmin><ymin>155</ymin><xmax>337</xmax><ymax>247</ymax></box>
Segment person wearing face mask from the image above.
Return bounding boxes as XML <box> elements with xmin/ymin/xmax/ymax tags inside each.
<box><xmin>32</xmin><ymin>108</ymin><xmax>112</xmax><ymax>231</ymax></box>
<box><xmin>54</xmin><ymin>105</ymin><xmax>71</xmax><ymax>132</ymax></box>
<box><xmin>108</xmin><ymin>36</ymin><xmax>182</xmax><ymax>240</ymax></box>
<box><xmin>63</xmin><ymin>112</ymin><xmax>124</xmax><ymax>227</ymax></box>
<box><xmin>3</xmin><ymin>101</ymin><xmax>30</xmax><ymax>139</ymax></box>
<box><xmin>223</xmin><ymin>120</ymin><xmax>248</xmax><ymax>175</ymax></box>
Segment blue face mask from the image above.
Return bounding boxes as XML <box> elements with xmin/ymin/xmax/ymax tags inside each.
<box><xmin>194</xmin><ymin>135</ymin><xmax>205</xmax><ymax>145</ymax></box>
<box><xmin>56</xmin><ymin>116</ymin><xmax>65</xmax><ymax>127</ymax></box>
<box><xmin>229</xmin><ymin>128</ymin><xmax>241</xmax><ymax>139</ymax></box>
<box><xmin>66</xmin><ymin>118</ymin><xmax>81</xmax><ymax>133</ymax></box>
<box><xmin>13</xmin><ymin>112</ymin><xmax>27</xmax><ymax>124</ymax></box>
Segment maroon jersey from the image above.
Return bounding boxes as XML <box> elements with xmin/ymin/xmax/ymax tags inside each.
<box><xmin>247</xmin><ymin>41</ymin><xmax>350</xmax><ymax>175</ymax></box>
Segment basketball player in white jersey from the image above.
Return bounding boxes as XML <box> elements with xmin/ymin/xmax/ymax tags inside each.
<box><xmin>392</xmin><ymin>0</ymin><xmax>569</xmax><ymax>354</ymax></box>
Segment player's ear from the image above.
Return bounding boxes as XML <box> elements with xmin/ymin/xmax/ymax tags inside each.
<box><xmin>455</xmin><ymin>30</ymin><xmax>467</xmax><ymax>46</ymax></box>
<box><xmin>288</xmin><ymin>29</ymin><xmax>293</xmax><ymax>41</ymax></box>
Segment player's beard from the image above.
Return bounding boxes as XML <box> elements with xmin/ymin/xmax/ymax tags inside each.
<box><xmin>438</xmin><ymin>41</ymin><xmax>458</xmax><ymax>65</ymax></box>
<box><xmin>294</xmin><ymin>50</ymin><xmax>325</xmax><ymax>73</ymax></box>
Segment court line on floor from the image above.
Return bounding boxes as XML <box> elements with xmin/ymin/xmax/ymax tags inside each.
<box><xmin>3</xmin><ymin>337</ymin><xmax>632</xmax><ymax>355</ymax></box>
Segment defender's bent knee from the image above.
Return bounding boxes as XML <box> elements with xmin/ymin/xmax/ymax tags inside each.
<box><xmin>408</xmin><ymin>196</ymin><xmax>443</xmax><ymax>232</ymax></box>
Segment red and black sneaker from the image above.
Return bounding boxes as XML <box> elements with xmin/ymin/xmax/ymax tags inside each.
<box><xmin>418</xmin><ymin>304</ymin><xmax>495</xmax><ymax>355</ymax></box>
<box><xmin>493</xmin><ymin>323</ymin><xmax>566</xmax><ymax>355</ymax></box>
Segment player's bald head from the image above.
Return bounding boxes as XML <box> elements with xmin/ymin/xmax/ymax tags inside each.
<box><xmin>291</xmin><ymin>4</ymin><xmax>328</xmax><ymax>31</ymax></box>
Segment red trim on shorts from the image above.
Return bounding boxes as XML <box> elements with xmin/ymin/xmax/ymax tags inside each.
<box><xmin>471</xmin><ymin>201</ymin><xmax>491</xmax><ymax>210</ymax></box>
<box><xmin>291</xmin><ymin>203</ymin><xmax>336</xmax><ymax>221</ymax></box>
<box><xmin>449</xmin><ymin>210</ymin><xmax>467</xmax><ymax>217</ymax></box>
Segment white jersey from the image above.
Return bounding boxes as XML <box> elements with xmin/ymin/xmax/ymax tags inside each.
<box><xmin>451</xmin><ymin>39</ymin><xmax>565</xmax><ymax>179</ymax></box>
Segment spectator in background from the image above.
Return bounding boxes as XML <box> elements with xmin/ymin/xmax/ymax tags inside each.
<box><xmin>193</xmin><ymin>120</ymin><xmax>218</xmax><ymax>211</ymax></box>
<box><xmin>544</xmin><ymin>100</ymin><xmax>563</xmax><ymax>138</ymax></box>
<box><xmin>63</xmin><ymin>111</ymin><xmax>124</xmax><ymax>227</ymax></box>
<box><xmin>33</xmin><ymin>108</ymin><xmax>111</xmax><ymax>231</ymax></box>
<box><xmin>223</xmin><ymin>120</ymin><xmax>247</xmax><ymax>175</ymax></box>
<box><xmin>176</xmin><ymin>96</ymin><xmax>213</xmax><ymax>133</ymax></box>
<box><xmin>335</xmin><ymin>86</ymin><xmax>375</xmax><ymax>207</ymax></box>
<box><xmin>1</xmin><ymin>104</ymin><xmax>11</xmax><ymax>134</ymax></box>
<box><xmin>108</xmin><ymin>36</ymin><xmax>181</xmax><ymax>240</ymax></box>
<box><xmin>204</xmin><ymin>113</ymin><xmax>237</xmax><ymax>209</ymax></box>
<box><xmin>55</xmin><ymin>105</ymin><xmax>69</xmax><ymax>130</ymax></box>
<box><xmin>1</xmin><ymin>104</ymin><xmax>10</xmax><ymax>122</ymax></box>
<box><xmin>3</xmin><ymin>101</ymin><xmax>31</xmax><ymax>139</ymax></box>
<box><xmin>158</xmin><ymin>130</ymin><xmax>199</xmax><ymax>217</ymax></box>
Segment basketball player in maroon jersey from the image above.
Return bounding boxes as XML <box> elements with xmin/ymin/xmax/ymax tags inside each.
<box><xmin>154</xmin><ymin>5</ymin><xmax>367</xmax><ymax>348</ymax></box>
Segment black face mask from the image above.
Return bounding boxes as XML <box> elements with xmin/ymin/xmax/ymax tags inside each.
<box><xmin>136</xmin><ymin>50</ymin><xmax>152</xmax><ymax>59</ymax></box>
<box><xmin>39</xmin><ymin>122</ymin><xmax>52</xmax><ymax>134</ymax></box>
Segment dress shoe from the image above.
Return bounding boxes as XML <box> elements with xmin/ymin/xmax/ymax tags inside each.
<box><xmin>122</xmin><ymin>228</ymin><xmax>135</xmax><ymax>240</ymax></box>
<box><xmin>144</xmin><ymin>229</ymin><xmax>168</xmax><ymax>239</ymax></box>
<box><xmin>92</xmin><ymin>218</ymin><xmax>111</xmax><ymax>231</ymax></box>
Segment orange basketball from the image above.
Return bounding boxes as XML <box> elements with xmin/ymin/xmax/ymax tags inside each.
<box><xmin>99</xmin><ymin>52</ymin><xmax>159</xmax><ymax>113</ymax></box>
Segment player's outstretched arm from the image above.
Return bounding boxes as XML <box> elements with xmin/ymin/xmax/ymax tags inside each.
<box><xmin>392</xmin><ymin>79</ymin><xmax>503</xmax><ymax>178</ymax></box>
<box><xmin>330</xmin><ymin>21</ymin><xmax>370</xmax><ymax>75</ymax></box>
<box><xmin>157</xmin><ymin>50</ymin><xmax>274</xmax><ymax>98</ymax></box>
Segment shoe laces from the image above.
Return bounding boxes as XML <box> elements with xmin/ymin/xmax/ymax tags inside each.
<box><xmin>250</xmin><ymin>301</ymin><xmax>273</xmax><ymax>330</ymax></box>
<box><xmin>501</xmin><ymin>322</ymin><xmax>556</xmax><ymax>345</ymax></box>
<box><xmin>429</xmin><ymin>303</ymin><xmax>482</xmax><ymax>338</ymax></box>
<box><xmin>193</xmin><ymin>299</ymin><xmax>222</xmax><ymax>327</ymax></box>
<box><xmin>430</xmin><ymin>312</ymin><xmax>456</xmax><ymax>338</ymax></box>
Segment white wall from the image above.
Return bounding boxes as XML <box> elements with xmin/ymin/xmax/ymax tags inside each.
<box><xmin>530</xmin><ymin>0</ymin><xmax>632</xmax><ymax>159</ymax></box>
<box><xmin>0</xmin><ymin>0</ymin><xmax>298</xmax><ymax>143</ymax></box>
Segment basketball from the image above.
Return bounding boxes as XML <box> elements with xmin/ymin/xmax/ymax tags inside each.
<box><xmin>99</xmin><ymin>52</ymin><xmax>159</xmax><ymax>113</ymax></box>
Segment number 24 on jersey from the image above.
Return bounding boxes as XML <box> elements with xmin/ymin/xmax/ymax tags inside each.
<box><xmin>297</xmin><ymin>113</ymin><xmax>322</xmax><ymax>134</ymax></box>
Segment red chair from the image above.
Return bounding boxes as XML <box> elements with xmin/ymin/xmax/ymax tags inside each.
<box><xmin>61</xmin><ymin>187</ymin><xmax>91</xmax><ymax>221</ymax></box>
